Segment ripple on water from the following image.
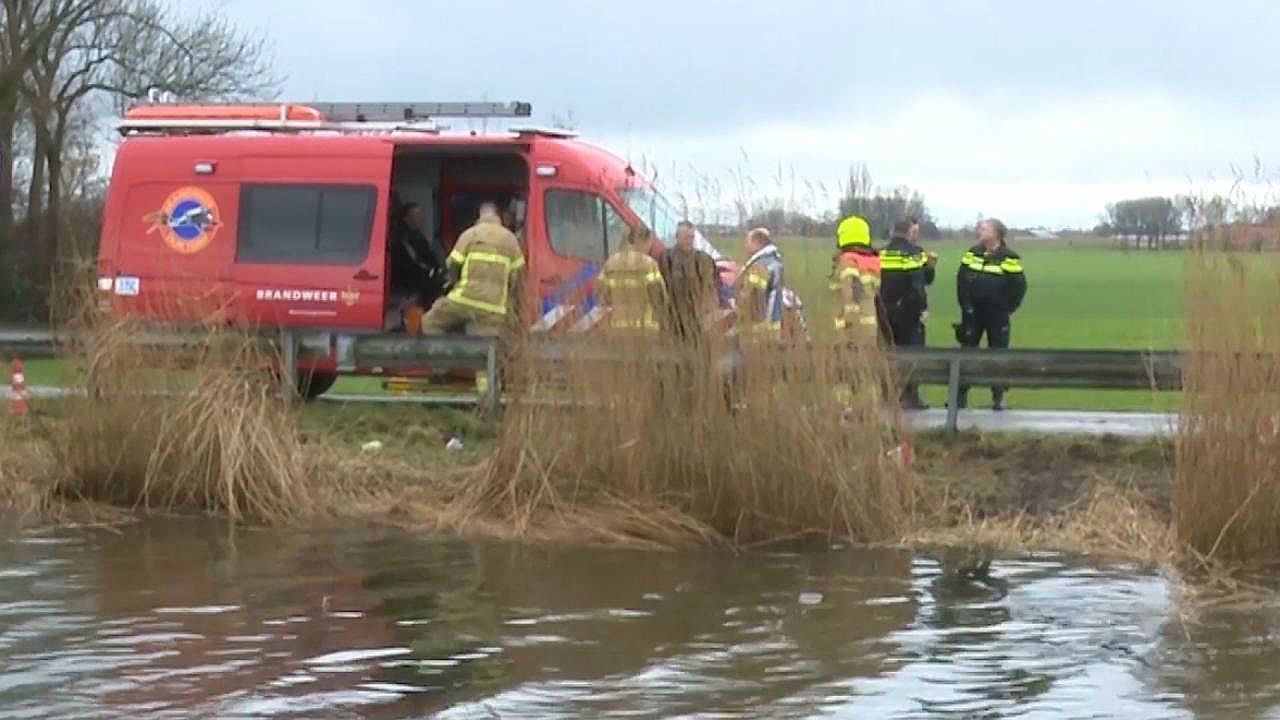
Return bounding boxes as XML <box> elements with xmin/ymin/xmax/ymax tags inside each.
<box><xmin>301</xmin><ymin>647</ymin><xmax>412</xmax><ymax>666</ymax></box>
<box><xmin>1</xmin><ymin>523</ymin><xmax>1270</xmax><ymax>719</ymax></box>
<box><xmin>152</xmin><ymin>604</ymin><xmax>242</xmax><ymax>615</ymax></box>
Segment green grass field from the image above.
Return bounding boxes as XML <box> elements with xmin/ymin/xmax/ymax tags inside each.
<box><xmin>16</xmin><ymin>238</ymin><xmax>1196</xmax><ymax>411</ymax></box>
<box><xmin>745</xmin><ymin>236</ymin><xmax>1188</xmax><ymax>411</ymax></box>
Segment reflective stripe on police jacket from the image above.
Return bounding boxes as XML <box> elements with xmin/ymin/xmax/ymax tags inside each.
<box><xmin>879</xmin><ymin>250</ymin><xmax>927</xmax><ymax>271</ymax></box>
<box><xmin>961</xmin><ymin>250</ymin><xmax>1023</xmax><ymax>275</ymax></box>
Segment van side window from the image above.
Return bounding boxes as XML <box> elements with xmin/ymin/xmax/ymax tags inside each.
<box><xmin>545</xmin><ymin>189</ymin><xmax>630</xmax><ymax>263</ymax></box>
<box><xmin>604</xmin><ymin>202</ymin><xmax>628</xmax><ymax>255</ymax></box>
<box><xmin>237</xmin><ymin>184</ymin><xmax>376</xmax><ymax>265</ymax></box>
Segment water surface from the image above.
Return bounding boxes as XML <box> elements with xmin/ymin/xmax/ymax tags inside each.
<box><xmin>1</xmin><ymin>518</ymin><xmax>1277</xmax><ymax>719</ymax></box>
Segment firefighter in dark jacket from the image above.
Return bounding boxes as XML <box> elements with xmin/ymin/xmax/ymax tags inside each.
<box><xmin>955</xmin><ymin>218</ymin><xmax>1027</xmax><ymax>410</ymax></box>
<box><xmin>879</xmin><ymin>217</ymin><xmax>937</xmax><ymax>409</ymax></box>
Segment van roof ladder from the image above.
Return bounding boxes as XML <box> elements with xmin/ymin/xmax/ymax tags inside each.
<box><xmin>313</xmin><ymin>102</ymin><xmax>533</xmax><ymax>122</ymax></box>
<box><xmin>116</xmin><ymin>100</ymin><xmax>534</xmax><ymax>136</ymax></box>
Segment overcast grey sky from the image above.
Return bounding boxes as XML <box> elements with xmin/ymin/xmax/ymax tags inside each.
<box><xmin>196</xmin><ymin>0</ymin><xmax>1280</xmax><ymax>227</ymax></box>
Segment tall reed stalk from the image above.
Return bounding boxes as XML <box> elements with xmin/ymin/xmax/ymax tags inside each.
<box><xmin>1176</xmin><ymin>250</ymin><xmax>1280</xmax><ymax>562</ymax></box>
<box><xmin>42</xmin><ymin>302</ymin><xmax>313</xmax><ymax>522</ymax></box>
<box><xmin>455</xmin><ymin>333</ymin><xmax>913</xmax><ymax>547</ymax></box>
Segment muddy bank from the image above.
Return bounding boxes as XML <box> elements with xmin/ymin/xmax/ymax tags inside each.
<box><xmin>0</xmin><ymin>401</ymin><xmax>1176</xmax><ymax>556</ymax></box>
<box><xmin>913</xmin><ymin>430</ymin><xmax>1173</xmax><ymax>520</ymax></box>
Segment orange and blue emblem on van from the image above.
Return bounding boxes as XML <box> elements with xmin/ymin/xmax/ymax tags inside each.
<box><xmin>143</xmin><ymin>186</ymin><xmax>221</xmax><ymax>254</ymax></box>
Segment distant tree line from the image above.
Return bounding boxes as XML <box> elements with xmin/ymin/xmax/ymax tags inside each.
<box><xmin>742</xmin><ymin>164</ymin><xmax>940</xmax><ymax>242</ymax></box>
<box><xmin>0</xmin><ymin>0</ymin><xmax>275</xmax><ymax>320</ymax></box>
<box><xmin>1095</xmin><ymin>196</ymin><xmax>1186</xmax><ymax>250</ymax></box>
<box><xmin>837</xmin><ymin>164</ymin><xmax>939</xmax><ymax>242</ymax></box>
<box><xmin>1093</xmin><ymin>194</ymin><xmax>1280</xmax><ymax>252</ymax></box>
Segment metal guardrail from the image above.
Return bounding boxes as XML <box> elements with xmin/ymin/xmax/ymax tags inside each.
<box><xmin>0</xmin><ymin>326</ymin><xmax>1181</xmax><ymax>435</ymax></box>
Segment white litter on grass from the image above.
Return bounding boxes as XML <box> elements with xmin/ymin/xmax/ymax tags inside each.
<box><xmin>445</xmin><ymin>437</ymin><xmax>464</xmax><ymax>451</ymax></box>
<box><xmin>799</xmin><ymin>592</ymin><xmax>824</xmax><ymax>606</ymax></box>
<box><xmin>361</xmin><ymin>440</ymin><xmax>383</xmax><ymax>452</ymax></box>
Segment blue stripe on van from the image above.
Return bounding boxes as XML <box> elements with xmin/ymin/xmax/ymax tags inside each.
<box><xmin>540</xmin><ymin>262</ymin><xmax>600</xmax><ymax>315</ymax></box>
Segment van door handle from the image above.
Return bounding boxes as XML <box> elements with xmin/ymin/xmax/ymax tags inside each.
<box><xmin>353</xmin><ymin>269</ymin><xmax>378</xmax><ymax>281</ymax></box>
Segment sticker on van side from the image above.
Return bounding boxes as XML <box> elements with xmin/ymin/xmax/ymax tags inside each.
<box><xmin>143</xmin><ymin>186</ymin><xmax>222</xmax><ymax>255</ymax></box>
<box><xmin>114</xmin><ymin>276</ymin><xmax>140</xmax><ymax>296</ymax></box>
<box><xmin>256</xmin><ymin>289</ymin><xmax>339</xmax><ymax>303</ymax></box>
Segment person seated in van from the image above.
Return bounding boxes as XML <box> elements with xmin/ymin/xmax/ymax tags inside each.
<box><xmin>419</xmin><ymin>201</ymin><xmax>525</xmax><ymax>336</ymax></box>
<box><xmin>388</xmin><ymin>202</ymin><xmax>446</xmax><ymax>329</ymax></box>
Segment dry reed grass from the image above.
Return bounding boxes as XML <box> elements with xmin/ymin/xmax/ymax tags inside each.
<box><xmin>35</xmin><ymin>311</ymin><xmax>314</xmax><ymax>522</ymax></box>
<box><xmin>910</xmin><ymin>480</ymin><xmax>1175</xmax><ymax>565</ymax></box>
<box><xmin>1175</xmin><ymin>251</ymin><xmax>1280</xmax><ymax>563</ymax></box>
<box><xmin>451</xmin><ymin>333</ymin><xmax>914</xmax><ymax>548</ymax></box>
<box><xmin>0</xmin><ymin>415</ymin><xmax>59</xmax><ymax>519</ymax></box>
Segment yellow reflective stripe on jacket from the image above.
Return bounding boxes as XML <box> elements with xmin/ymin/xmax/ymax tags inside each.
<box><xmin>448</xmin><ymin>249</ymin><xmax>466</xmax><ymax>265</ymax></box>
<box><xmin>962</xmin><ymin>250</ymin><xmax>1023</xmax><ymax>275</ymax></box>
<box><xmin>962</xmin><ymin>253</ymin><xmax>1007</xmax><ymax>275</ymax></box>
<box><xmin>833</xmin><ymin>316</ymin><xmax>877</xmax><ymax>328</ymax></box>
<box><xmin>879</xmin><ymin>252</ymin><xmax>925</xmax><ymax>271</ymax></box>
<box><xmin>609</xmin><ymin>317</ymin><xmax>659</xmax><ymax>330</ymax></box>
<box><xmin>600</xmin><ymin>272</ymin><xmax>663</xmax><ymax>288</ymax></box>
<box><xmin>449</xmin><ymin>250</ymin><xmax>515</xmax><ymax>315</ymax></box>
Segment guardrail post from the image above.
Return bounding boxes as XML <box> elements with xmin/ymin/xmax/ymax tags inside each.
<box><xmin>480</xmin><ymin>338</ymin><xmax>500</xmax><ymax>418</ymax></box>
<box><xmin>84</xmin><ymin>333</ymin><xmax>102</xmax><ymax>401</ymax></box>
<box><xmin>945</xmin><ymin>358</ymin><xmax>962</xmax><ymax>438</ymax></box>
<box><xmin>281</xmin><ymin>330</ymin><xmax>298</xmax><ymax>406</ymax></box>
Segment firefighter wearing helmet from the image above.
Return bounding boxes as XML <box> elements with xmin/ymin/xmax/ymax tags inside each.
<box><xmin>830</xmin><ymin>215</ymin><xmax>882</xmax><ymax>345</ymax></box>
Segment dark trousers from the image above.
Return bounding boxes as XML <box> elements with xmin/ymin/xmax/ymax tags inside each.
<box><xmin>959</xmin><ymin>307</ymin><xmax>1011</xmax><ymax>406</ymax></box>
<box><xmin>888</xmin><ymin>312</ymin><xmax>925</xmax><ymax>405</ymax></box>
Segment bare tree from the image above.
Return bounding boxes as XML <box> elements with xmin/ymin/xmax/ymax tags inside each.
<box><xmin>0</xmin><ymin>1</ymin><xmax>56</xmax><ymax>252</ymax></box>
<box><xmin>5</xmin><ymin>0</ymin><xmax>275</xmax><ymax>310</ymax></box>
<box><xmin>838</xmin><ymin>163</ymin><xmax>932</xmax><ymax>242</ymax></box>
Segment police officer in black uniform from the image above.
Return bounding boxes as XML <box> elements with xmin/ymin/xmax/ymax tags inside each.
<box><xmin>879</xmin><ymin>217</ymin><xmax>936</xmax><ymax>409</ymax></box>
<box><xmin>955</xmin><ymin>218</ymin><xmax>1027</xmax><ymax>410</ymax></box>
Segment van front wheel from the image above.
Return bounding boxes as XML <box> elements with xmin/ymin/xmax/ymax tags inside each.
<box><xmin>297</xmin><ymin>370</ymin><xmax>338</xmax><ymax>400</ymax></box>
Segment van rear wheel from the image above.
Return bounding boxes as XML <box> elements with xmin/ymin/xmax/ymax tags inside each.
<box><xmin>296</xmin><ymin>370</ymin><xmax>338</xmax><ymax>400</ymax></box>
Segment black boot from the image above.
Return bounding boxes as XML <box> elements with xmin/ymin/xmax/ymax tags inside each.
<box><xmin>992</xmin><ymin>388</ymin><xmax>1006</xmax><ymax>412</ymax></box>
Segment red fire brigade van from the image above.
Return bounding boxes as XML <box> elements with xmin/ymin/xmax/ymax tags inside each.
<box><xmin>97</xmin><ymin>101</ymin><xmax>736</xmax><ymax>397</ymax></box>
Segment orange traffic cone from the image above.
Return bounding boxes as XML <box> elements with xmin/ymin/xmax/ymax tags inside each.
<box><xmin>10</xmin><ymin>358</ymin><xmax>29</xmax><ymax>416</ymax></box>
<box><xmin>886</xmin><ymin>440</ymin><xmax>912</xmax><ymax>470</ymax></box>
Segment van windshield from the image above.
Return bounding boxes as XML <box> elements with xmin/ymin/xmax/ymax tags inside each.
<box><xmin>619</xmin><ymin>186</ymin><xmax>723</xmax><ymax>262</ymax></box>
